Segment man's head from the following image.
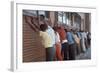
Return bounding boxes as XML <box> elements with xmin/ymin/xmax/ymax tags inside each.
<box><xmin>53</xmin><ymin>26</ymin><xmax>58</xmax><ymax>31</ymax></box>
<box><xmin>39</xmin><ymin>15</ymin><xmax>45</xmax><ymax>25</ymax></box>
<box><xmin>40</xmin><ymin>24</ymin><xmax>48</xmax><ymax>31</ymax></box>
<box><xmin>39</xmin><ymin>15</ymin><xmax>45</xmax><ymax>21</ymax></box>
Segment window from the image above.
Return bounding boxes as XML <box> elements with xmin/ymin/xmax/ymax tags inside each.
<box><xmin>45</xmin><ymin>11</ymin><xmax>50</xmax><ymax>18</ymax></box>
<box><xmin>58</xmin><ymin>12</ymin><xmax>67</xmax><ymax>25</ymax></box>
<box><xmin>23</xmin><ymin>10</ymin><xmax>49</xmax><ymax>18</ymax></box>
<box><xmin>63</xmin><ymin>13</ymin><xmax>66</xmax><ymax>24</ymax></box>
<box><xmin>38</xmin><ymin>11</ymin><xmax>45</xmax><ymax>16</ymax></box>
<box><xmin>58</xmin><ymin>12</ymin><xmax>63</xmax><ymax>23</ymax></box>
<box><xmin>23</xmin><ymin>10</ymin><xmax>37</xmax><ymax>16</ymax></box>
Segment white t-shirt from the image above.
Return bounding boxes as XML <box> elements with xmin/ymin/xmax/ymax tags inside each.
<box><xmin>55</xmin><ymin>32</ymin><xmax>60</xmax><ymax>43</ymax></box>
<box><xmin>46</xmin><ymin>26</ymin><xmax>56</xmax><ymax>46</ymax></box>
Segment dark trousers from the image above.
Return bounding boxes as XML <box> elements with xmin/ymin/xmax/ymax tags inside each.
<box><xmin>46</xmin><ymin>46</ymin><xmax>56</xmax><ymax>61</ymax></box>
<box><xmin>80</xmin><ymin>39</ymin><xmax>84</xmax><ymax>53</ymax></box>
<box><xmin>69</xmin><ymin>44</ymin><xmax>76</xmax><ymax>60</ymax></box>
<box><xmin>61</xmin><ymin>42</ymin><xmax>69</xmax><ymax>60</ymax></box>
<box><xmin>88</xmin><ymin>39</ymin><xmax>91</xmax><ymax>46</ymax></box>
<box><xmin>85</xmin><ymin>38</ymin><xmax>88</xmax><ymax>49</ymax></box>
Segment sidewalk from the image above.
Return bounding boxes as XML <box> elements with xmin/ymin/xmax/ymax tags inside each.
<box><xmin>76</xmin><ymin>48</ymin><xmax>91</xmax><ymax>60</ymax></box>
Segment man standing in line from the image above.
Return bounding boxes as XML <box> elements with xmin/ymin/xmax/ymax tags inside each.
<box><xmin>56</xmin><ymin>24</ymin><xmax>69</xmax><ymax>60</ymax></box>
<box><xmin>39</xmin><ymin>15</ymin><xmax>56</xmax><ymax>61</ymax></box>
<box><xmin>67</xmin><ymin>28</ymin><xmax>76</xmax><ymax>60</ymax></box>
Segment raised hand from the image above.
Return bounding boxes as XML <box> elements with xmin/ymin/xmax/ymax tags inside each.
<box><xmin>25</xmin><ymin>16</ymin><xmax>39</xmax><ymax>32</ymax></box>
<box><xmin>31</xmin><ymin>17</ymin><xmax>38</xmax><ymax>25</ymax></box>
<box><xmin>31</xmin><ymin>17</ymin><xmax>40</xmax><ymax>30</ymax></box>
<box><xmin>25</xmin><ymin>16</ymin><xmax>32</xmax><ymax>25</ymax></box>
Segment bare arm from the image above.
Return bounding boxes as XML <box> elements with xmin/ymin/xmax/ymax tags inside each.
<box><xmin>25</xmin><ymin>16</ymin><xmax>39</xmax><ymax>32</ymax></box>
<box><xmin>31</xmin><ymin>17</ymin><xmax>40</xmax><ymax>30</ymax></box>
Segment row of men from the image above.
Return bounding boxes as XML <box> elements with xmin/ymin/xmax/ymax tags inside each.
<box><xmin>25</xmin><ymin>15</ymin><xmax>91</xmax><ymax>61</ymax></box>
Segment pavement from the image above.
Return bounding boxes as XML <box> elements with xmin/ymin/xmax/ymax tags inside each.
<box><xmin>76</xmin><ymin>48</ymin><xmax>91</xmax><ymax>60</ymax></box>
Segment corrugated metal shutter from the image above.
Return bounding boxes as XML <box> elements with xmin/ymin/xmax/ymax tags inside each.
<box><xmin>23</xmin><ymin>15</ymin><xmax>46</xmax><ymax>62</ymax></box>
